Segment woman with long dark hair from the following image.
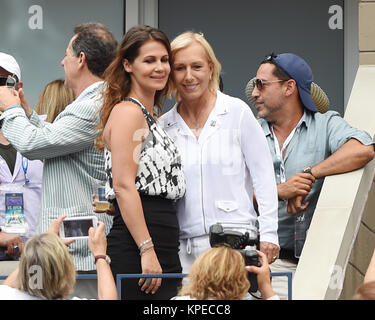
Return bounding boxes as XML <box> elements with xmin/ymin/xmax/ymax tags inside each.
<box><xmin>96</xmin><ymin>25</ymin><xmax>185</xmax><ymax>300</ymax></box>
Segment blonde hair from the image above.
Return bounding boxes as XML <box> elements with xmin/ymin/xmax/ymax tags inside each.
<box><xmin>169</xmin><ymin>31</ymin><xmax>222</xmax><ymax>101</ymax></box>
<box><xmin>35</xmin><ymin>79</ymin><xmax>75</xmax><ymax>122</ymax></box>
<box><xmin>17</xmin><ymin>232</ymin><xmax>76</xmax><ymax>300</ymax></box>
<box><xmin>353</xmin><ymin>281</ymin><xmax>375</xmax><ymax>300</ymax></box>
<box><xmin>178</xmin><ymin>246</ymin><xmax>250</xmax><ymax>300</ymax></box>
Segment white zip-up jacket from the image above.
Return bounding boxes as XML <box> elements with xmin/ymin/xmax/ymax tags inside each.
<box><xmin>159</xmin><ymin>91</ymin><xmax>279</xmax><ymax>246</ymax></box>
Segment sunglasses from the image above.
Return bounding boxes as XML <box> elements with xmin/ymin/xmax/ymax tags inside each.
<box><xmin>0</xmin><ymin>75</ymin><xmax>18</xmax><ymax>89</ymax></box>
<box><xmin>252</xmin><ymin>78</ymin><xmax>286</xmax><ymax>91</ymax></box>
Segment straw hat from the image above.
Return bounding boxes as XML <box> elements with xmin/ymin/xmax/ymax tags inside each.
<box><xmin>245</xmin><ymin>77</ymin><xmax>330</xmax><ymax>113</ymax></box>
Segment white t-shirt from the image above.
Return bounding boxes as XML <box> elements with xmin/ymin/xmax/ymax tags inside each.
<box><xmin>0</xmin><ymin>285</ymin><xmax>87</xmax><ymax>300</ymax></box>
<box><xmin>0</xmin><ymin>285</ymin><xmax>42</xmax><ymax>300</ymax></box>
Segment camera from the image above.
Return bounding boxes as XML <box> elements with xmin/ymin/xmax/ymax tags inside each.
<box><xmin>209</xmin><ymin>223</ymin><xmax>261</xmax><ymax>293</ymax></box>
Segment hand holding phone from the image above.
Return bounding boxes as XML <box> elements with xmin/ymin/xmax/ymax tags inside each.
<box><xmin>88</xmin><ymin>221</ymin><xmax>107</xmax><ymax>256</ymax></box>
<box><xmin>59</xmin><ymin>216</ymin><xmax>98</xmax><ymax>240</ymax></box>
<box><xmin>47</xmin><ymin>215</ymin><xmax>74</xmax><ymax>246</ymax></box>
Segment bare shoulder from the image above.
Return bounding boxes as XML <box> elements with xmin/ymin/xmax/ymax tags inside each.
<box><xmin>104</xmin><ymin>100</ymin><xmax>147</xmax><ymax>147</ymax></box>
<box><xmin>106</xmin><ymin>100</ymin><xmax>146</xmax><ymax>129</ymax></box>
<box><xmin>110</xmin><ymin>100</ymin><xmax>144</xmax><ymax>119</ymax></box>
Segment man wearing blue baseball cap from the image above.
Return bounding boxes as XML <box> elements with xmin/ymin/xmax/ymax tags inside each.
<box><xmin>248</xmin><ymin>52</ymin><xmax>375</xmax><ymax>299</ymax></box>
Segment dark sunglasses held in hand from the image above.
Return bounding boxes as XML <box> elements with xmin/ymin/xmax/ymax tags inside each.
<box><xmin>0</xmin><ymin>75</ymin><xmax>17</xmax><ymax>89</ymax></box>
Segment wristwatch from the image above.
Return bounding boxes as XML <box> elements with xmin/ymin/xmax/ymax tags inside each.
<box><xmin>302</xmin><ymin>166</ymin><xmax>315</xmax><ymax>178</ymax></box>
<box><xmin>94</xmin><ymin>254</ymin><xmax>111</xmax><ymax>265</ymax></box>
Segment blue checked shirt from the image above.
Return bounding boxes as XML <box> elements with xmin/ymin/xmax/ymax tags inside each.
<box><xmin>259</xmin><ymin>110</ymin><xmax>374</xmax><ymax>256</ymax></box>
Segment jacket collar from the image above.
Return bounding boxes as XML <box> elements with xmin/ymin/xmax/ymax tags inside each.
<box><xmin>75</xmin><ymin>81</ymin><xmax>104</xmax><ymax>103</ymax></box>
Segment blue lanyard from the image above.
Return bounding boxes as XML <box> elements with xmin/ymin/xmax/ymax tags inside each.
<box><xmin>22</xmin><ymin>156</ymin><xmax>30</xmax><ymax>184</ymax></box>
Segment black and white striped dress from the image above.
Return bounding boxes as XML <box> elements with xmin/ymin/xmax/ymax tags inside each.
<box><xmin>104</xmin><ymin>97</ymin><xmax>186</xmax><ymax>300</ymax></box>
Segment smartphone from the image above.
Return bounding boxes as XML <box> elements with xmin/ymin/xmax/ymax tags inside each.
<box><xmin>60</xmin><ymin>216</ymin><xmax>98</xmax><ymax>240</ymax></box>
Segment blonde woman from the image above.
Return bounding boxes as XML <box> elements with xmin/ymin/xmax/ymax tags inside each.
<box><xmin>1</xmin><ymin>232</ymin><xmax>76</xmax><ymax>300</ymax></box>
<box><xmin>173</xmin><ymin>246</ymin><xmax>278</xmax><ymax>300</ymax></box>
<box><xmin>35</xmin><ymin>79</ymin><xmax>75</xmax><ymax>122</ymax></box>
<box><xmin>0</xmin><ymin>216</ymin><xmax>117</xmax><ymax>300</ymax></box>
<box><xmin>160</xmin><ymin>31</ymin><xmax>279</xmax><ymax>273</ymax></box>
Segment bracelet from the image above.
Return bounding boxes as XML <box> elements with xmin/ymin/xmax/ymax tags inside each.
<box><xmin>302</xmin><ymin>166</ymin><xmax>316</xmax><ymax>178</ymax></box>
<box><xmin>139</xmin><ymin>244</ymin><xmax>154</xmax><ymax>256</ymax></box>
<box><xmin>138</xmin><ymin>237</ymin><xmax>152</xmax><ymax>249</ymax></box>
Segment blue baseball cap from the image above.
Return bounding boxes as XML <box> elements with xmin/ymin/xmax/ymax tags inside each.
<box><xmin>266</xmin><ymin>53</ymin><xmax>317</xmax><ymax>112</ymax></box>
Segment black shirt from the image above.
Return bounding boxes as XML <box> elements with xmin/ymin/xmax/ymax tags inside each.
<box><xmin>0</xmin><ymin>143</ymin><xmax>17</xmax><ymax>175</ymax></box>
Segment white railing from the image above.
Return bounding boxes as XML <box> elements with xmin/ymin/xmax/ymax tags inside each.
<box><xmin>293</xmin><ymin>65</ymin><xmax>375</xmax><ymax>299</ymax></box>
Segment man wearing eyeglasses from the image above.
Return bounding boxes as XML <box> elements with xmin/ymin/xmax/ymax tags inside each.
<box><xmin>0</xmin><ymin>24</ymin><xmax>117</xmax><ymax>298</ymax></box>
<box><xmin>0</xmin><ymin>53</ymin><xmax>44</xmax><ymax>273</ymax></box>
<box><xmin>249</xmin><ymin>53</ymin><xmax>375</xmax><ymax>299</ymax></box>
